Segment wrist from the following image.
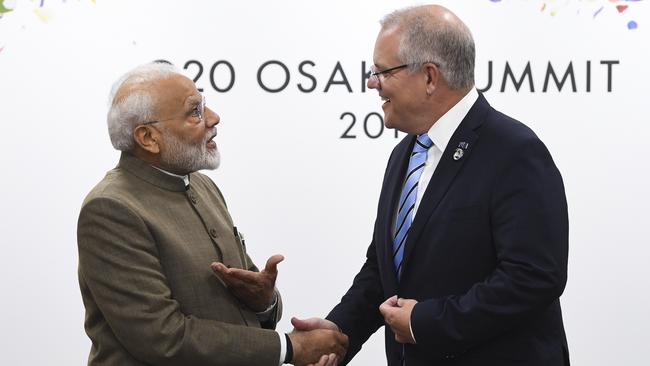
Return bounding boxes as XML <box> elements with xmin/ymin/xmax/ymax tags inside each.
<box><xmin>284</xmin><ymin>333</ymin><xmax>293</xmax><ymax>364</ymax></box>
<box><xmin>255</xmin><ymin>292</ymin><xmax>277</xmax><ymax>314</ymax></box>
<box><xmin>287</xmin><ymin>332</ymin><xmax>303</xmax><ymax>365</ymax></box>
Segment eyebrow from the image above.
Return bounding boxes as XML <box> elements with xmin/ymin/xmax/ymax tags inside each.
<box><xmin>184</xmin><ymin>95</ymin><xmax>201</xmax><ymax>109</ymax></box>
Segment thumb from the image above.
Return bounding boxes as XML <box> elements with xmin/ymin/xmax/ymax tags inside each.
<box><xmin>264</xmin><ymin>254</ymin><xmax>285</xmax><ymax>274</ymax></box>
<box><xmin>292</xmin><ymin>316</ymin><xmax>337</xmax><ymax>331</ymax></box>
<box><xmin>387</xmin><ymin>295</ymin><xmax>399</xmax><ymax>306</ymax></box>
<box><xmin>291</xmin><ymin>316</ymin><xmax>316</xmax><ymax>331</ymax></box>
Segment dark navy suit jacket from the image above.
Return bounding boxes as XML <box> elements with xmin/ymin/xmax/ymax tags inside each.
<box><xmin>327</xmin><ymin>94</ymin><xmax>570</xmax><ymax>366</ymax></box>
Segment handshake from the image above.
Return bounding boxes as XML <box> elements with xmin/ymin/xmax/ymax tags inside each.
<box><xmin>285</xmin><ymin>294</ymin><xmax>418</xmax><ymax>366</ymax></box>
<box><xmin>212</xmin><ymin>254</ymin><xmax>417</xmax><ymax>365</ymax></box>
<box><xmin>286</xmin><ymin>317</ymin><xmax>348</xmax><ymax>366</ymax></box>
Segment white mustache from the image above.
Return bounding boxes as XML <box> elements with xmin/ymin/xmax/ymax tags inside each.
<box><xmin>204</xmin><ymin>128</ymin><xmax>217</xmax><ymax>143</ymax></box>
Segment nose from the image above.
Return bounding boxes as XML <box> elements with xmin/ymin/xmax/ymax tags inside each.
<box><xmin>367</xmin><ymin>75</ymin><xmax>380</xmax><ymax>90</ymax></box>
<box><xmin>204</xmin><ymin>106</ymin><xmax>220</xmax><ymax>127</ymax></box>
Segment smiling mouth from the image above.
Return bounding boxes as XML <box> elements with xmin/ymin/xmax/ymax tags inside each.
<box><xmin>381</xmin><ymin>97</ymin><xmax>391</xmax><ymax>103</ymax></box>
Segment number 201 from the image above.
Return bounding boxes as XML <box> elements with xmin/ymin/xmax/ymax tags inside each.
<box><xmin>340</xmin><ymin>112</ymin><xmax>399</xmax><ymax>139</ymax></box>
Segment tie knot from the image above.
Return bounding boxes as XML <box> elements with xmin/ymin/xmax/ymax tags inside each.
<box><xmin>413</xmin><ymin>134</ymin><xmax>433</xmax><ymax>153</ymax></box>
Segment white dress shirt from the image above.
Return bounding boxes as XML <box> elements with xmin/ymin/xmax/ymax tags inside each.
<box><xmin>413</xmin><ymin>88</ymin><xmax>479</xmax><ymax>217</ymax></box>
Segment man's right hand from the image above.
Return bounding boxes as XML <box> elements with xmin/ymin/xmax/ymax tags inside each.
<box><xmin>287</xmin><ymin>327</ymin><xmax>348</xmax><ymax>366</ymax></box>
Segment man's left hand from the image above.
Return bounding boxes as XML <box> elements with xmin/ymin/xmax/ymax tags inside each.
<box><xmin>379</xmin><ymin>295</ymin><xmax>418</xmax><ymax>344</ymax></box>
<box><xmin>210</xmin><ymin>254</ymin><xmax>284</xmax><ymax>312</ymax></box>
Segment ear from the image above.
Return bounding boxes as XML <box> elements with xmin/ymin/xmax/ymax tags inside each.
<box><xmin>424</xmin><ymin>63</ymin><xmax>440</xmax><ymax>95</ymax></box>
<box><xmin>133</xmin><ymin>125</ymin><xmax>161</xmax><ymax>154</ymax></box>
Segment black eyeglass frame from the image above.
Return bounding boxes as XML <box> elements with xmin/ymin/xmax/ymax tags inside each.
<box><xmin>369</xmin><ymin>61</ymin><xmax>440</xmax><ymax>86</ymax></box>
<box><xmin>140</xmin><ymin>94</ymin><xmax>206</xmax><ymax>126</ymax></box>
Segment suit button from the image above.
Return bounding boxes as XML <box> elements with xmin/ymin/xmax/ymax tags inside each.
<box><xmin>209</xmin><ymin>228</ymin><xmax>218</xmax><ymax>238</ymax></box>
<box><xmin>189</xmin><ymin>193</ymin><xmax>197</xmax><ymax>204</ymax></box>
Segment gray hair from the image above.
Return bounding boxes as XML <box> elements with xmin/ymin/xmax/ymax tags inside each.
<box><xmin>107</xmin><ymin>62</ymin><xmax>179</xmax><ymax>151</ymax></box>
<box><xmin>380</xmin><ymin>6</ymin><xmax>475</xmax><ymax>90</ymax></box>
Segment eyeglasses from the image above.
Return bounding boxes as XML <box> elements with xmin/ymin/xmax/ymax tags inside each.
<box><xmin>369</xmin><ymin>62</ymin><xmax>439</xmax><ymax>87</ymax></box>
<box><xmin>141</xmin><ymin>94</ymin><xmax>206</xmax><ymax>126</ymax></box>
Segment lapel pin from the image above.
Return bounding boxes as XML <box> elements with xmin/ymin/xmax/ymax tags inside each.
<box><xmin>453</xmin><ymin>142</ymin><xmax>468</xmax><ymax>161</ymax></box>
<box><xmin>453</xmin><ymin>148</ymin><xmax>464</xmax><ymax>161</ymax></box>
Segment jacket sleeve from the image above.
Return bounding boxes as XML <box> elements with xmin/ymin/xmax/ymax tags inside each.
<box><xmin>410</xmin><ymin>137</ymin><xmax>569</xmax><ymax>356</ymax></box>
<box><xmin>77</xmin><ymin>197</ymin><xmax>281</xmax><ymax>366</ymax></box>
<box><xmin>326</xmin><ymin>233</ymin><xmax>386</xmax><ymax>365</ymax></box>
<box><xmin>325</xmin><ymin>142</ymin><xmax>406</xmax><ymax>365</ymax></box>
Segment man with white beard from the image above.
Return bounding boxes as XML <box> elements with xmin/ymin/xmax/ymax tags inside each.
<box><xmin>76</xmin><ymin>62</ymin><xmax>348</xmax><ymax>366</ymax></box>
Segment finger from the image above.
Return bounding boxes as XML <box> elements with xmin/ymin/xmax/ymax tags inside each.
<box><xmin>308</xmin><ymin>354</ymin><xmax>329</xmax><ymax>366</ymax></box>
<box><xmin>264</xmin><ymin>254</ymin><xmax>285</xmax><ymax>275</ymax></box>
<box><xmin>397</xmin><ymin>297</ymin><xmax>414</xmax><ymax>307</ymax></box>
<box><xmin>210</xmin><ymin>262</ymin><xmax>229</xmax><ymax>275</ymax></box>
<box><xmin>210</xmin><ymin>263</ymin><xmax>236</xmax><ymax>287</ymax></box>
<box><xmin>379</xmin><ymin>303</ymin><xmax>388</xmax><ymax>318</ymax></box>
<box><xmin>387</xmin><ymin>295</ymin><xmax>398</xmax><ymax>305</ymax></box>
<box><xmin>379</xmin><ymin>301</ymin><xmax>395</xmax><ymax>318</ymax></box>
<box><xmin>380</xmin><ymin>295</ymin><xmax>398</xmax><ymax>308</ymax></box>
<box><xmin>219</xmin><ymin>267</ymin><xmax>261</xmax><ymax>284</ymax></box>
<box><xmin>325</xmin><ymin>353</ymin><xmax>337</xmax><ymax>366</ymax></box>
<box><xmin>315</xmin><ymin>354</ymin><xmax>329</xmax><ymax>366</ymax></box>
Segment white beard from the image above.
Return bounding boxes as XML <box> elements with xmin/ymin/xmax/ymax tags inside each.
<box><xmin>160</xmin><ymin>128</ymin><xmax>220</xmax><ymax>173</ymax></box>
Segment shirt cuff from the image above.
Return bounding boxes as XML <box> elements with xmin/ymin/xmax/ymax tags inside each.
<box><xmin>409</xmin><ymin>310</ymin><xmax>417</xmax><ymax>344</ymax></box>
<box><xmin>256</xmin><ymin>292</ymin><xmax>278</xmax><ymax>322</ymax></box>
<box><xmin>277</xmin><ymin>331</ymin><xmax>286</xmax><ymax>366</ymax></box>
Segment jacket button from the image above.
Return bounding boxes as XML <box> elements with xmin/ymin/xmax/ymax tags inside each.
<box><xmin>209</xmin><ymin>228</ymin><xmax>218</xmax><ymax>238</ymax></box>
<box><xmin>189</xmin><ymin>194</ymin><xmax>197</xmax><ymax>204</ymax></box>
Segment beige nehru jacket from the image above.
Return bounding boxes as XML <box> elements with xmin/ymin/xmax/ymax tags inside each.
<box><xmin>77</xmin><ymin>153</ymin><xmax>281</xmax><ymax>366</ymax></box>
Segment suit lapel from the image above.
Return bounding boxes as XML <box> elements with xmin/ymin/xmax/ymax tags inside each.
<box><xmin>400</xmin><ymin>95</ymin><xmax>490</xmax><ymax>280</ymax></box>
<box><xmin>379</xmin><ymin>136</ymin><xmax>415</xmax><ymax>290</ymax></box>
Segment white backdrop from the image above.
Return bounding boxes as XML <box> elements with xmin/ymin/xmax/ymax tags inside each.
<box><xmin>1</xmin><ymin>0</ymin><xmax>649</xmax><ymax>365</ymax></box>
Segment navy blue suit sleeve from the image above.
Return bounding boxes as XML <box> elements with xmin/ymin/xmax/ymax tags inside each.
<box><xmin>410</xmin><ymin>137</ymin><xmax>569</xmax><ymax>355</ymax></box>
<box><xmin>326</xmin><ymin>234</ymin><xmax>385</xmax><ymax>364</ymax></box>
<box><xmin>324</xmin><ymin>142</ymin><xmax>412</xmax><ymax>364</ymax></box>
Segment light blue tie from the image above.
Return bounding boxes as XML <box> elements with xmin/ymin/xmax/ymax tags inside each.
<box><xmin>393</xmin><ymin>133</ymin><xmax>433</xmax><ymax>279</ymax></box>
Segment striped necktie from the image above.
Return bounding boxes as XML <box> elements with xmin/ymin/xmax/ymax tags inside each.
<box><xmin>393</xmin><ymin>133</ymin><xmax>433</xmax><ymax>279</ymax></box>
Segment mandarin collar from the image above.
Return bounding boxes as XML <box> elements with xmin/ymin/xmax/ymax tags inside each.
<box><xmin>118</xmin><ymin>152</ymin><xmax>188</xmax><ymax>192</ymax></box>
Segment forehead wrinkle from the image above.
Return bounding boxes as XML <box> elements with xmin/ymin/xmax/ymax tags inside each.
<box><xmin>153</xmin><ymin>76</ymin><xmax>198</xmax><ymax>113</ymax></box>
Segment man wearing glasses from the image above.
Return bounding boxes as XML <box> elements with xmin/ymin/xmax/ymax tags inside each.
<box><xmin>77</xmin><ymin>62</ymin><xmax>347</xmax><ymax>366</ymax></box>
<box><xmin>293</xmin><ymin>4</ymin><xmax>570</xmax><ymax>366</ymax></box>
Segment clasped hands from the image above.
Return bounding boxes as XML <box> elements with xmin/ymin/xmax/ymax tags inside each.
<box><xmin>211</xmin><ymin>255</ymin><xmax>348</xmax><ymax>366</ymax></box>
<box><xmin>378</xmin><ymin>295</ymin><xmax>417</xmax><ymax>344</ymax></box>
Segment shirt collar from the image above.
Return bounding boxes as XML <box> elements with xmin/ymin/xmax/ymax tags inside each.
<box><xmin>425</xmin><ymin>88</ymin><xmax>479</xmax><ymax>152</ymax></box>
